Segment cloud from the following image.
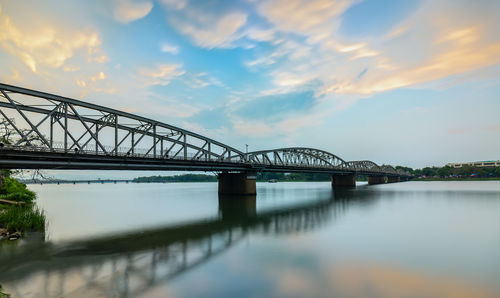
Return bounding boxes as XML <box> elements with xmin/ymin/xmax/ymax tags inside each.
<box><xmin>245</xmin><ymin>27</ymin><xmax>276</xmax><ymax>42</ymax></box>
<box><xmin>0</xmin><ymin>5</ymin><xmax>106</xmax><ymax>73</ymax></box>
<box><xmin>75</xmin><ymin>71</ymin><xmax>117</xmax><ymax>98</ymax></box>
<box><xmin>231</xmin><ymin>93</ymin><xmax>356</xmax><ymax>140</ymax></box>
<box><xmin>446</xmin><ymin>128</ymin><xmax>468</xmax><ymax>135</ymax></box>
<box><xmin>113</xmin><ymin>0</ymin><xmax>153</xmax><ymax>23</ymax></box>
<box><xmin>257</xmin><ymin>0</ymin><xmax>354</xmax><ymax>38</ymax></box>
<box><xmin>138</xmin><ymin>63</ymin><xmax>185</xmax><ymax>86</ymax></box>
<box><xmin>485</xmin><ymin>125</ymin><xmax>500</xmax><ymax>132</ymax></box>
<box><xmin>182</xmin><ymin>72</ymin><xmax>225</xmax><ymax>89</ymax></box>
<box><xmin>90</xmin><ymin>71</ymin><xmax>107</xmax><ymax>81</ymax></box>
<box><xmin>244</xmin><ymin>0</ymin><xmax>500</xmax><ymax>108</ymax></box>
<box><xmin>160</xmin><ymin>42</ymin><xmax>180</xmax><ymax>54</ymax></box>
<box><xmin>175</xmin><ymin>12</ymin><xmax>247</xmax><ymax>49</ymax></box>
<box><xmin>160</xmin><ymin>0</ymin><xmax>187</xmax><ymax>11</ymax></box>
<box><xmin>159</xmin><ymin>1</ymin><xmax>248</xmax><ymax>49</ymax></box>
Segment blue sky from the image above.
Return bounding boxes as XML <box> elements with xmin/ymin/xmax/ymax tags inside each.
<box><xmin>0</xmin><ymin>0</ymin><xmax>499</xmax><ymax>178</ymax></box>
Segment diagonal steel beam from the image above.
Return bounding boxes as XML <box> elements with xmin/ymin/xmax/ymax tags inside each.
<box><xmin>0</xmin><ymin>109</ymin><xmax>29</xmax><ymax>145</ymax></box>
<box><xmin>55</xmin><ymin>118</ymin><xmax>83</xmax><ymax>151</ymax></box>
<box><xmin>16</xmin><ymin>103</ymin><xmax>62</xmax><ymax>145</ymax></box>
<box><xmin>67</xmin><ymin>103</ymin><xmax>108</xmax><ymax>154</ymax></box>
<box><xmin>1</xmin><ymin>90</ymin><xmax>50</xmax><ymax>147</ymax></box>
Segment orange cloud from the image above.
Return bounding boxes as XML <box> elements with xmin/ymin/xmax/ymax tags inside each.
<box><xmin>138</xmin><ymin>63</ymin><xmax>185</xmax><ymax>86</ymax></box>
<box><xmin>0</xmin><ymin>5</ymin><xmax>106</xmax><ymax>73</ymax></box>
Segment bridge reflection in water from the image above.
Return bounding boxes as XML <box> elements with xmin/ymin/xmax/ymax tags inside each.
<box><xmin>0</xmin><ymin>189</ymin><xmax>371</xmax><ymax>298</ymax></box>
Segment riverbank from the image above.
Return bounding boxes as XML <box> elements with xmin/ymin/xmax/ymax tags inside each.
<box><xmin>0</xmin><ymin>172</ymin><xmax>45</xmax><ymax>241</ymax></box>
<box><xmin>0</xmin><ymin>283</ymin><xmax>9</xmax><ymax>298</ymax></box>
<box><xmin>414</xmin><ymin>177</ymin><xmax>500</xmax><ymax>181</ymax></box>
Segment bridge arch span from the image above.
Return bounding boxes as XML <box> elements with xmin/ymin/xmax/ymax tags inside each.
<box><xmin>243</xmin><ymin>147</ymin><xmax>346</xmax><ymax>169</ymax></box>
<box><xmin>345</xmin><ymin>160</ymin><xmax>381</xmax><ymax>172</ymax></box>
<box><xmin>380</xmin><ymin>165</ymin><xmax>398</xmax><ymax>175</ymax></box>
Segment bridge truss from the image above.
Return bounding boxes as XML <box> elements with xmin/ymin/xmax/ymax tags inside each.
<box><xmin>0</xmin><ymin>83</ymin><xmax>411</xmax><ymax>177</ymax></box>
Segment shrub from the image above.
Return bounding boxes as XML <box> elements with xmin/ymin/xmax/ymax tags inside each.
<box><xmin>0</xmin><ymin>177</ymin><xmax>35</xmax><ymax>202</ymax></box>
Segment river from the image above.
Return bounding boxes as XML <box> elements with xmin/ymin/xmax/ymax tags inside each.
<box><xmin>1</xmin><ymin>181</ymin><xmax>500</xmax><ymax>297</ymax></box>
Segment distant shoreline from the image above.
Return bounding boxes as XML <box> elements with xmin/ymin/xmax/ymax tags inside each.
<box><xmin>414</xmin><ymin>177</ymin><xmax>500</xmax><ymax>181</ymax></box>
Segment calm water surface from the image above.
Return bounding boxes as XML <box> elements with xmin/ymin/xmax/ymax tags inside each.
<box><xmin>1</xmin><ymin>181</ymin><xmax>500</xmax><ymax>297</ymax></box>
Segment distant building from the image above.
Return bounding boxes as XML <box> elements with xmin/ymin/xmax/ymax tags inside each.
<box><xmin>446</xmin><ymin>160</ymin><xmax>500</xmax><ymax>168</ymax></box>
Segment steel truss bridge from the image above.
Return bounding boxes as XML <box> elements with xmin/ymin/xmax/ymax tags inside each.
<box><xmin>0</xmin><ymin>83</ymin><xmax>411</xmax><ymax>178</ymax></box>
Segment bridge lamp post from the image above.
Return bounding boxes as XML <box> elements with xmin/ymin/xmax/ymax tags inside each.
<box><xmin>245</xmin><ymin>144</ymin><xmax>248</xmax><ymax>154</ymax></box>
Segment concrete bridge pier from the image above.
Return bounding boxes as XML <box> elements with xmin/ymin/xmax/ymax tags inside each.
<box><xmin>331</xmin><ymin>174</ymin><xmax>356</xmax><ymax>188</ymax></box>
<box><xmin>218</xmin><ymin>172</ymin><xmax>257</xmax><ymax>195</ymax></box>
<box><xmin>368</xmin><ymin>176</ymin><xmax>387</xmax><ymax>185</ymax></box>
<box><xmin>387</xmin><ymin>176</ymin><xmax>401</xmax><ymax>183</ymax></box>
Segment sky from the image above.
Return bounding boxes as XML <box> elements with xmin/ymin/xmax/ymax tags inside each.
<box><xmin>0</xmin><ymin>0</ymin><xmax>499</xmax><ymax>178</ymax></box>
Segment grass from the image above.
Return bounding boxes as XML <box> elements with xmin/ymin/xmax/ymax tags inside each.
<box><xmin>0</xmin><ymin>175</ymin><xmax>46</xmax><ymax>235</ymax></box>
<box><xmin>0</xmin><ymin>205</ymin><xmax>45</xmax><ymax>233</ymax></box>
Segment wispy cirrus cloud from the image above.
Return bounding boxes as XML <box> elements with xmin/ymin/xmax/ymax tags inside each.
<box><xmin>160</xmin><ymin>0</ymin><xmax>248</xmax><ymax>49</ymax></box>
<box><xmin>138</xmin><ymin>63</ymin><xmax>185</xmax><ymax>86</ymax></box>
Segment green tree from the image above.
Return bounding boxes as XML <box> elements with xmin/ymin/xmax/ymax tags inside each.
<box><xmin>422</xmin><ymin>167</ymin><xmax>438</xmax><ymax>177</ymax></box>
<box><xmin>457</xmin><ymin>166</ymin><xmax>474</xmax><ymax>177</ymax></box>
<box><xmin>437</xmin><ymin>166</ymin><xmax>452</xmax><ymax>177</ymax></box>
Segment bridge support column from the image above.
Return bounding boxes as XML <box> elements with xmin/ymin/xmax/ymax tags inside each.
<box><xmin>387</xmin><ymin>176</ymin><xmax>401</xmax><ymax>183</ymax></box>
<box><xmin>331</xmin><ymin>174</ymin><xmax>356</xmax><ymax>188</ymax></box>
<box><xmin>368</xmin><ymin>176</ymin><xmax>387</xmax><ymax>185</ymax></box>
<box><xmin>218</xmin><ymin>172</ymin><xmax>257</xmax><ymax>195</ymax></box>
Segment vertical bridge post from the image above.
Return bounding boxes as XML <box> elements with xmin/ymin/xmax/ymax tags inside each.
<box><xmin>331</xmin><ymin>174</ymin><xmax>356</xmax><ymax>188</ymax></box>
<box><xmin>218</xmin><ymin>172</ymin><xmax>257</xmax><ymax>195</ymax></box>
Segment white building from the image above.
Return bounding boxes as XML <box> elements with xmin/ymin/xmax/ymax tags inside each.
<box><xmin>446</xmin><ymin>160</ymin><xmax>500</xmax><ymax>168</ymax></box>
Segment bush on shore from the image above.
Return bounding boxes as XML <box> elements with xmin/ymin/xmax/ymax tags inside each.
<box><xmin>0</xmin><ymin>173</ymin><xmax>45</xmax><ymax>236</ymax></box>
<box><xmin>0</xmin><ymin>177</ymin><xmax>36</xmax><ymax>202</ymax></box>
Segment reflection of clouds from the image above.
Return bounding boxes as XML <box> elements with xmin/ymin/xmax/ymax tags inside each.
<box><xmin>327</xmin><ymin>262</ymin><xmax>498</xmax><ymax>298</ymax></box>
<box><xmin>276</xmin><ymin>270</ymin><xmax>320</xmax><ymax>297</ymax></box>
<box><xmin>262</xmin><ymin>258</ymin><xmax>498</xmax><ymax>298</ymax></box>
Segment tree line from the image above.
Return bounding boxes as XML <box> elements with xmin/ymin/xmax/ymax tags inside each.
<box><xmin>396</xmin><ymin>165</ymin><xmax>500</xmax><ymax>178</ymax></box>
